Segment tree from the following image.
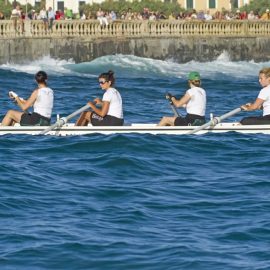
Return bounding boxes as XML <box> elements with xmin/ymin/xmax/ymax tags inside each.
<box><xmin>0</xmin><ymin>0</ymin><xmax>13</xmax><ymax>17</ymax></box>
<box><xmin>82</xmin><ymin>0</ymin><xmax>183</xmax><ymax>18</ymax></box>
<box><xmin>241</xmin><ymin>0</ymin><xmax>270</xmax><ymax>15</ymax></box>
<box><xmin>0</xmin><ymin>0</ymin><xmax>34</xmax><ymax>18</ymax></box>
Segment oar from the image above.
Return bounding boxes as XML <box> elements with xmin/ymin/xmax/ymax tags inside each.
<box><xmin>187</xmin><ymin>107</ymin><xmax>242</xmax><ymax>135</ymax></box>
<box><xmin>166</xmin><ymin>93</ymin><xmax>181</xmax><ymax>117</ymax></box>
<box><xmin>40</xmin><ymin>104</ymin><xmax>90</xmax><ymax>135</ymax></box>
<box><xmin>170</xmin><ymin>102</ymin><xmax>180</xmax><ymax>117</ymax></box>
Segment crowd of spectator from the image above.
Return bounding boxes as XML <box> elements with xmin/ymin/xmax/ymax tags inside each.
<box><xmin>114</xmin><ymin>8</ymin><xmax>270</xmax><ymax>21</ymax></box>
<box><xmin>2</xmin><ymin>5</ymin><xmax>270</xmax><ymax>33</ymax></box>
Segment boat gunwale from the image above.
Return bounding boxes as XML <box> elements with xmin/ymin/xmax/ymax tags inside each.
<box><xmin>0</xmin><ymin>122</ymin><xmax>270</xmax><ymax>135</ymax></box>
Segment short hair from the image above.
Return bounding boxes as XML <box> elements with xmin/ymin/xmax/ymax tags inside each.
<box><xmin>259</xmin><ymin>67</ymin><xmax>270</xmax><ymax>78</ymax></box>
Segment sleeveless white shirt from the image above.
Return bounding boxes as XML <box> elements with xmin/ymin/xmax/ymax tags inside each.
<box><xmin>186</xmin><ymin>87</ymin><xmax>206</xmax><ymax>116</ymax></box>
<box><xmin>258</xmin><ymin>85</ymin><xmax>270</xmax><ymax>116</ymax></box>
<box><xmin>102</xmin><ymin>87</ymin><xmax>123</xmax><ymax>119</ymax></box>
<box><xmin>33</xmin><ymin>87</ymin><xmax>54</xmax><ymax>118</ymax></box>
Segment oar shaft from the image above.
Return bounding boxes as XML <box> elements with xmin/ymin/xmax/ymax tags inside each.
<box><xmin>187</xmin><ymin>107</ymin><xmax>242</xmax><ymax>135</ymax></box>
<box><xmin>39</xmin><ymin>119</ymin><xmax>64</xmax><ymax>135</ymax></box>
<box><xmin>170</xmin><ymin>103</ymin><xmax>180</xmax><ymax>117</ymax></box>
<box><xmin>64</xmin><ymin>104</ymin><xmax>90</xmax><ymax>122</ymax></box>
<box><xmin>40</xmin><ymin>104</ymin><xmax>90</xmax><ymax>135</ymax></box>
<box><xmin>217</xmin><ymin>108</ymin><xmax>242</xmax><ymax>122</ymax></box>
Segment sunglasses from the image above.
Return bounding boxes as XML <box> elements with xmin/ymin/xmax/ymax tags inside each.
<box><xmin>99</xmin><ymin>80</ymin><xmax>107</xmax><ymax>84</ymax></box>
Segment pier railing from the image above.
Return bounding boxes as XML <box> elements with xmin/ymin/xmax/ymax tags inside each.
<box><xmin>1</xmin><ymin>19</ymin><xmax>270</xmax><ymax>38</ymax></box>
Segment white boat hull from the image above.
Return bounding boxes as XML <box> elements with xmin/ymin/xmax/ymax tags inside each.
<box><xmin>0</xmin><ymin>122</ymin><xmax>270</xmax><ymax>136</ymax></box>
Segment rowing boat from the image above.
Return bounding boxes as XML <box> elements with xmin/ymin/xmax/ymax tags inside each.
<box><xmin>0</xmin><ymin>122</ymin><xmax>270</xmax><ymax>136</ymax></box>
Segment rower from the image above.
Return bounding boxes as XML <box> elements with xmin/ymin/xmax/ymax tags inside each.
<box><xmin>158</xmin><ymin>71</ymin><xmax>206</xmax><ymax>126</ymax></box>
<box><xmin>76</xmin><ymin>70</ymin><xmax>124</xmax><ymax>126</ymax></box>
<box><xmin>1</xmin><ymin>71</ymin><xmax>54</xmax><ymax>126</ymax></box>
<box><xmin>240</xmin><ymin>67</ymin><xmax>270</xmax><ymax>125</ymax></box>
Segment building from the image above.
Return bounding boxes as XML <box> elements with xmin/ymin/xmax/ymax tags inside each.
<box><xmin>11</xmin><ymin>0</ymin><xmax>251</xmax><ymax>13</ymax></box>
<box><xmin>10</xmin><ymin>0</ymin><xmax>101</xmax><ymax>13</ymax></box>
<box><xmin>177</xmin><ymin>0</ymin><xmax>251</xmax><ymax>11</ymax></box>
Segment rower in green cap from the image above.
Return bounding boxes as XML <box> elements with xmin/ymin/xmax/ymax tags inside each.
<box><xmin>158</xmin><ymin>71</ymin><xmax>207</xmax><ymax>126</ymax></box>
<box><xmin>188</xmin><ymin>71</ymin><xmax>201</xmax><ymax>81</ymax></box>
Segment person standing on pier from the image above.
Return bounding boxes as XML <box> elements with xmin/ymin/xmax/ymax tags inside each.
<box><xmin>39</xmin><ymin>7</ymin><xmax>48</xmax><ymax>31</ymax></box>
<box><xmin>96</xmin><ymin>8</ymin><xmax>109</xmax><ymax>26</ymax></box>
<box><xmin>10</xmin><ymin>5</ymin><xmax>21</xmax><ymax>33</ymax></box>
<box><xmin>0</xmin><ymin>11</ymin><xmax>5</xmax><ymax>20</ymax></box>
<box><xmin>260</xmin><ymin>9</ymin><xmax>270</xmax><ymax>20</ymax></box>
<box><xmin>48</xmin><ymin>7</ymin><xmax>55</xmax><ymax>31</ymax></box>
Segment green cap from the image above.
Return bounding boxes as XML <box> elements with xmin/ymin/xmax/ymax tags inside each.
<box><xmin>188</xmin><ymin>71</ymin><xmax>201</xmax><ymax>81</ymax></box>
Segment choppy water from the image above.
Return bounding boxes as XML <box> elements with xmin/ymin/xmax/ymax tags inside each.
<box><xmin>0</xmin><ymin>53</ymin><xmax>270</xmax><ymax>270</ymax></box>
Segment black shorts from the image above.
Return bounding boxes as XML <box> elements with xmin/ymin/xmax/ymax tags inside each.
<box><xmin>240</xmin><ymin>114</ymin><xmax>270</xmax><ymax>125</ymax></box>
<box><xmin>91</xmin><ymin>113</ymin><xmax>124</xmax><ymax>126</ymax></box>
<box><xmin>20</xmin><ymin>112</ymin><xmax>51</xmax><ymax>126</ymax></box>
<box><xmin>174</xmin><ymin>113</ymin><xmax>205</xmax><ymax>126</ymax></box>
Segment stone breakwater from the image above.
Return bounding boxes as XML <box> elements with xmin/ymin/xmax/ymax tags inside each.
<box><xmin>1</xmin><ymin>20</ymin><xmax>270</xmax><ymax>64</ymax></box>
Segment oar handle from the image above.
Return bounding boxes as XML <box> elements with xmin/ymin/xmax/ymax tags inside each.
<box><xmin>166</xmin><ymin>93</ymin><xmax>181</xmax><ymax>117</ymax></box>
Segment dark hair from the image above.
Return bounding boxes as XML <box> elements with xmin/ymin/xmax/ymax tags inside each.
<box><xmin>35</xmin><ymin>71</ymin><xmax>48</xmax><ymax>84</ymax></box>
<box><xmin>98</xmin><ymin>70</ymin><xmax>115</xmax><ymax>86</ymax></box>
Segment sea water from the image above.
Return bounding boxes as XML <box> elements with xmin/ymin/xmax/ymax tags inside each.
<box><xmin>0</xmin><ymin>53</ymin><xmax>269</xmax><ymax>270</ymax></box>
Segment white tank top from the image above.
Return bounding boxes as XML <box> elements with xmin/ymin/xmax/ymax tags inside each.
<box><xmin>258</xmin><ymin>85</ymin><xmax>270</xmax><ymax>116</ymax></box>
<box><xmin>186</xmin><ymin>87</ymin><xmax>206</xmax><ymax>116</ymax></box>
<box><xmin>33</xmin><ymin>87</ymin><xmax>54</xmax><ymax>118</ymax></box>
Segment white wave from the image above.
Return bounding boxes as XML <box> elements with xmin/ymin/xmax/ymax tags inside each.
<box><xmin>60</xmin><ymin>52</ymin><xmax>270</xmax><ymax>79</ymax></box>
<box><xmin>1</xmin><ymin>52</ymin><xmax>270</xmax><ymax>79</ymax></box>
<box><xmin>163</xmin><ymin>51</ymin><xmax>270</xmax><ymax>79</ymax></box>
<box><xmin>0</xmin><ymin>56</ymin><xmax>75</xmax><ymax>75</ymax></box>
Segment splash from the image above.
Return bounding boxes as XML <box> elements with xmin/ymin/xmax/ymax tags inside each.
<box><xmin>1</xmin><ymin>52</ymin><xmax>270</xmax><ymax>79</ymax></box>
<box><xmin>0</xmin><ymin>56</ymin><xmax>75</xmax><ymax>76</ymax></box>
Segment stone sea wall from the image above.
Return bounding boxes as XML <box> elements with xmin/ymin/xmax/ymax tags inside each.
<box><xmin>1</xmin><ymin>20</ymin><xmax>270</xmax><ymax>64</ymax></box>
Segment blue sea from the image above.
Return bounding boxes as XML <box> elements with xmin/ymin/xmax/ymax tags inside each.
<box><xmin>0</xmin><ymin>53</ymin><xmax>270</xmax><ymax>270</ymax></box>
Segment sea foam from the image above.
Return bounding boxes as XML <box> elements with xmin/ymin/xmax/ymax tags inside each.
<box><xmin>1</xmin><ymin>52</ymin><xmax>270</xmax><ymax>80</ymax></box>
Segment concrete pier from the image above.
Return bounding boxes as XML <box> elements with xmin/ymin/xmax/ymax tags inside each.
<box><xmin>1</xmin><ymin>20</ymin><xmax>270</xmax><ymax>64</ymax></box>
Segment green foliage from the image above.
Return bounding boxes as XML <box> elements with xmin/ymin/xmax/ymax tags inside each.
<box><xmin>241</xmin><ymin>0</ymin><xmax>270</xmax><ymax>15</ymax></box>
<box><xmin>0</xmin><ymin>0</ymin><xmax>34</xmax><ymax>18</ymax></box>
<box><xmin>0</xmin><ymin>0</ymin><xmax>12</xmax><ymax>18</ymax></box>
<box><xmin>81</xmin><ymin>0</ymin><xmax>183</xmax><ymax>17</ymax></box>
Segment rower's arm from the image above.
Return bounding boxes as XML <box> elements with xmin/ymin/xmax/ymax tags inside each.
<box><xmin>172</xmin><ymin>93</ymin><xmax>191</xmax><ymax>108</ymax></box>
<box><xmin>88</xmin><ymin>100</ymin><xmax>110</xmax><ymax>117</ymax></box>
<box><xmin>241</xmin><ymin>98</ymin><xmax>264</xmax><ymax>111</ymax></box>
<box><xmin>15</xmin><ymin>90</ymin><xmax>37</xmax><ymax>111</ymax></box>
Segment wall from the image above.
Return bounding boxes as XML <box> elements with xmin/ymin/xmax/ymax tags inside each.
<box><xmin>0</xmin><ymin>20</ymin><xmax>270</xmax><ymax>64</ymax></box>
<box><xmin>1</xmin><ymin>36</ymin><xmax>270</xmax><ymax>65</ymax></box>
<box><xmin>177</xmin><ymin>0</ymin><xmax>251</xmax><ymax>11</ymax></box>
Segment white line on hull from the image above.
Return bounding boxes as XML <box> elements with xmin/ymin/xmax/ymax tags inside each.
<box><xmin>0</xmin><ymin>123</ymin><xmax>270</xmax><ymax>136</ymax></box>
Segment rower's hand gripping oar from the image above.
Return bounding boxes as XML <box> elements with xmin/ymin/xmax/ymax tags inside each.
<box><xmin>39</xmin><ymin>104</ymin><xmax>91</xmax><ymax>135</ymax></box>
<box><xmin>166</xmin><ymin>93</ymin><xmax>181</xmax><ymax>117</ymax></box>
<box><xmin>9</xmin><ymin>91</ymin><xmax>29</xmax><ymax>113</ymax></box>
<box><xmin>187</xmin><ymin>107</ymin><xmax>242</xmax><ymax>135</ymax></box>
